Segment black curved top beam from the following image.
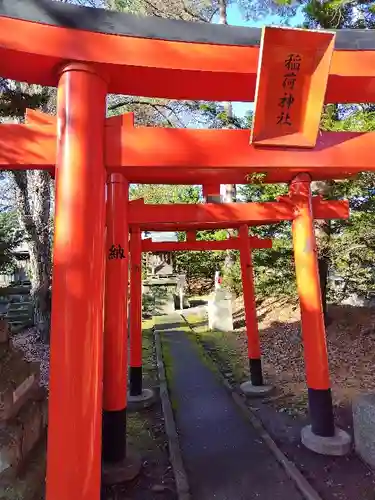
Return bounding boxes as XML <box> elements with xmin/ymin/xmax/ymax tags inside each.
<box><xmin>0</xmin><ymin>0</ymin><xmax>374</xmax><ymax>50</ymax></box>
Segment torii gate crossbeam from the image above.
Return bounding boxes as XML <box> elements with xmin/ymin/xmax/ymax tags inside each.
<box><xmin>2</xmin><ymin>113</ymin><xmax>375</xmax><ymax>183</ymax></box>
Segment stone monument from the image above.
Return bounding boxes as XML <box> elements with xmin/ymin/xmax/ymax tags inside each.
<box><xmin>208</xmin><ymin>289</ymin><xmax>234</xmax><ymax>332</ymax></box>
<box><xmin>353</xmin><ymin>394</ymin><xmax>375</xmax><ymax>467</ymax></box>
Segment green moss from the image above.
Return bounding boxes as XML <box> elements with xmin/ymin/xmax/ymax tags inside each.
<box><xmin>125</xmin><ymin>320</ymin><xmax>161</xmax><ymax>453</ymax></box>
<box><xmin>184</xmin><ymin>327</ymin><xmax>223</xmax><ymax>379</ymax></box>
<box><xmin>142</xmin><ymin>325</ymin><xmax>154</xmax><ymax>380</ymax></box>
<box><xmin>183</xmin><ymin>314</ymin><xmax>247</xmax><ymax>384</ymax></box>
<box><xmin>160</xmin><ymin>335</ymin><xmax>179</xmax><ymax>411</ymax></box>
<box><xmin>142</xmin><ymin>318</ymin><xmax>154</xmax><ymax>330</ymax></box>
<box><xmin>126</xmin><ymin>413</ymin><xmax>154</xmax><ymax>453</ymax></box>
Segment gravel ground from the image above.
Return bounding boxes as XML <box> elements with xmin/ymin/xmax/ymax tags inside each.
<box><xmin>10</xmin><ymin>325</ymin><xmax>177</xmax><ymax>500</ymax></box>
<box><xmin>11</xmin><ymin>327</ymin><xmax>50</xmax><ymax>389</ymax></box>
<box><xmin>232</xmin><ymin>297</ymin><xmax>375</xmax><ymax>412</ymax></box>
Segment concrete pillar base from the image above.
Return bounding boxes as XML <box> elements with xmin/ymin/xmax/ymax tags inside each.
<box><xmin>240</xmin><ymin>380</ymin><xmax>274</xmax><ymax>398</ymax></box>
<box><xmin>127</xmin><ymin>388</ymin><xmax>156</xmax><ymax>411</ymax></box>
<box><xmin>301</xmin><ymin>425</ymin><xmax>352</xmax><ymax>456</ymax></box>
<box><xmin>102</xmin><ymin>446</ymin><xmax>141</xmax><ymax>485</ymax></box>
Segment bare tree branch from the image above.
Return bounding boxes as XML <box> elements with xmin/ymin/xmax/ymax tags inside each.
<box><xmin>109</xmin><ymin>99</ymin><xmax>186</xmax><ymax>127</ymax></box>
<box><xmin>181</xmin><ymin>0</ymin><xmax>209</xmax><ymax>22</ymax></box>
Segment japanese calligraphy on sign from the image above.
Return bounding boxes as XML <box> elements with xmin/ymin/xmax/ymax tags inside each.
<box><xmin>108</xmin><ymin>244</ymin><xmax>125</xmax><ymax>260</ymax></box>
<box><xmin>251</xmin><ymin>26</ymin><xmax>335</xmax><ymax>147</ymax></box>
<box><xmin>276</xmin><ymin>53</ymin><xmax>302</xmax><ymax>127</ymax></box>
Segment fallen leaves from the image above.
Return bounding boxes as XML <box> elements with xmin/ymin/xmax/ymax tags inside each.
<box><xmin>231</xmin><ymin>297</ymin><xmax>375</xmax><ymax>414</ymax></box>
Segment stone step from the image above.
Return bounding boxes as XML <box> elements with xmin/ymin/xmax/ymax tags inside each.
<box><xmin>7</xmin><ymin>312</ymin><xmax>32</xmax><ymax>318</ymax></box>
<box><xmin>0</xmin><ymin>287</ymin><xmax>30</xmax><ymax>298</ymax></box>
<box><xmin>7</xmin><ymin>304</ymin><xmax>33</xmax><ymax>312</ymax></box>
<box><xmin>6</xmin><ymin>311</ymin><xmax>34</xmax><ymax>332</ymax></box>
<box><xmin>7</xmin><ymin>314</ymin><xmax>32</xmax><ymax>320</ymax></box>
<box><xmin>0</xmin><ymin>433</ymin><xmax>46</xmax><ymax>500</ymax></box>
<box><xmin>7</xmin><ymin>305</ymin><xmax>33</xmax><ymax>318</ymax></box>
<box><xmin>10</xmin><ymin>298</ymin><xmax>32</xmax><ymax>302</ymax></box>
<box><xmin>7</xmin><ymin>318</ymin><xmax>33</xmax><ymax>326</ymax></box>
<box><xmin>0</xmin><ymin>395</ymin><xmax>47</xmax><ymax>485</ymax></box>
<box><xmin>7</xmin><ymin>313</ymin><xmax>32</xmax><ymax>321</ymax></box>
<box><xmin>6</xmin><ymin>309</ymin><xmax>33</xmax><ymax>318</ymax></box>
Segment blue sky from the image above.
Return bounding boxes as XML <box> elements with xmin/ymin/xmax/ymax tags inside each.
<box><xmin>224</xmin><ymin>4</ymin><xmax>305</xmax><ymax>118</ymax></box>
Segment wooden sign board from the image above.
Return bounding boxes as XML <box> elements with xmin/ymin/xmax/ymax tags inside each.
<box><xmin>250</xmin><ymin>26</ymin><xmax>335</xmax><ymax>148</ymax></box>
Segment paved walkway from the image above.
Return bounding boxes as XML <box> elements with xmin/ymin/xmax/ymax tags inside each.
<box><xmin>157</xmin><ymin>314</ymin><xmax>303</xmax><ymax>500</ymax></box>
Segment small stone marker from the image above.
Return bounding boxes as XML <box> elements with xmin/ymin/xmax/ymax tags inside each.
<box><xmin>353</xmin><ymin>393</ymin><xmax>375</xmax><ymax>467</ymax></box>
<box><xmin>208</xmin><ymin>289</ymin><xmax>233</xmax><ymax>332</ymax></box>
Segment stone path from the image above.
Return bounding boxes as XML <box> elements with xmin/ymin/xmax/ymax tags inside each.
<box><xmin>157</xmin><ymin>314</ymin><xmax>304</xmax><ymax>500</ymax></box>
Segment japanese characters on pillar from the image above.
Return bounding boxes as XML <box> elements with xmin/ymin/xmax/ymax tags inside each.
<box><xmin>251</xmin><ymin>26</ymin><xmax>335</xmax><ymax>148</ymax></box>
<box><xmin>108</xmin><ymin>244</ymin><xmax>126</xmax><ymax>260</ymax></box>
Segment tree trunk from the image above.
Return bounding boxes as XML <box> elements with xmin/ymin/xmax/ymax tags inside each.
<box><xmin>218</xmin><ymin>0</ymin><xmax>237</xmax><ymax>270</ymax></box>
<box><xmin>310</xmin><ymin>102</ymin><xmax>339</xmax><ymax>324</ymax></box>
<box><xmin>218</xmin><ymin>0</ymin><xmax>227</xmax><ymax>23</ymax></box>
<box><xmin>12</xmin><ymin>170</ymin><xmax>52</xmax><ymax>343</ymax></box>
<box><xmin>2</xmin><ymin>83</ymin><xmax>56</xmax><ymax>343</ymax></box>
<box><xmin>311</xmin><ymin>180</ymin><xmax>333</xmax><ymax>325</ymax></box>
<box><xmin>218</xmin><ymin>0</ymin><xmax>234</xmax><ymax>206</ymax></box>
<box><xmin>318</xmin><ymin>257</ymin><xmax>329</xmax><ymax>323</ymax></box>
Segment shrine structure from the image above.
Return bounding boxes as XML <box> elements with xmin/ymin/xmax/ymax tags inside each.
<box><xmin>0</xmin><ymin>0</ymin><xmax>374</xmax><ymax>499</ymax></box>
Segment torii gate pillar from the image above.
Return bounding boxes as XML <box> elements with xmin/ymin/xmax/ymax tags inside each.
<box><xmin>103</xmin><ymin>174</ymin><xmax>129</xmax><ymax>464</ymax></box>
<box><xmin>46</xmin><ymin>64</ymin><xmax>107</xmax><ymax>500</ymax></box>
<box><xmin>101</xmin><ymin>173</ymin><xmax>141</xmax><ymax>483</ymax></box>
<box><xmin>291</xmin><ymin>174</ymin><xmax>351</xmax><ymax>456</ymax></box>
<box><xmin>238</xmin><ymin>225</ymin><xmax>273</xmax><ymax>397</ymax></box>
<box><xmin>129</xmin><ymin>228</ymin><xmax>155</xmax><ymax>409</ymax></box>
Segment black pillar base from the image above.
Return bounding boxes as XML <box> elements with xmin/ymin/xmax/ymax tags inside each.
<box><xmin>249</xmin><ymin>358</ymin><xmax>263</xmax><ymax>386</ymax></box>
<box><xmin>129</xmin><ymin>366</ymin><xmax>142</xmax><ymax>397</ymax></box>
<box><xmin>308</xmin><ymin>388</ymin><xmax>335</xmax><ymax>437</ymax></box>
<box><xmin>102</xmin><ymin>409</ymin><xmax>127</xmax><ymax>463</ymax></box>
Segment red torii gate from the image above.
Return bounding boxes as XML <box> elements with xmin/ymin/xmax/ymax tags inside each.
<box><xmin>0</xmin><ymin>1</ymin><xmax>373</xmax><ymax>498</ymax></box>
<box><xmin>128</xmin><ymin>228</ymin><xmax>274</xmax><ymax>403</ymax></box>
<box><xmin>103</xmin><ymin>177</ymin><xmax>350</xmax><ymax>473</ymax></box>
<box><xmin>126</xmin><ymin>190</ymin><xmax>349</xmax><ymax>404</ymax></box>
